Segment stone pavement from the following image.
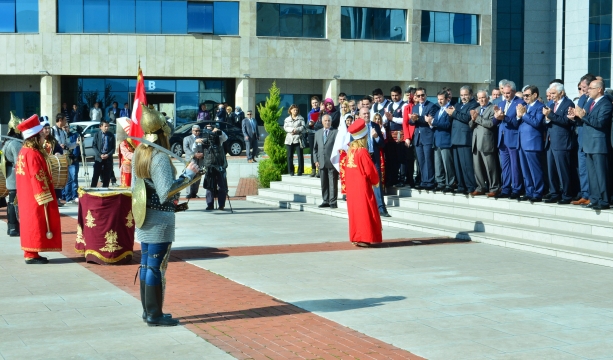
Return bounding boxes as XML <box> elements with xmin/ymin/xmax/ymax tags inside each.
<box><xmin>4</xmin><ymin>199</ymin><xmax>613</xmax><ymax>359</ymax></box>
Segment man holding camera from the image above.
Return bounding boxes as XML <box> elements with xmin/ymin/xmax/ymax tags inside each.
<box><xmin>184</xmin><ymin>124</ymin><xmax>204</xmax><ymax>199</ymax></box>
<box><xmin>194</xmin><ymin>123</ymin><xmax>228</xmax><ymax>210</ymax></box>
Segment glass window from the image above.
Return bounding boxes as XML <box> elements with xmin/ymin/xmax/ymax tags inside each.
<box><xmin>177</xmin><ymin>80</ymin><xmax>198</xmax><ymax>92</ymax></box>
<box><xmin>187</xmin><ymin>2</ymin><xmax>212</xmax><ymax>33</ymax></box>
<box><xmin>303</xmin><ymin>5</ymin><xmax>325</xmax><ymax>38</ymax></box>
<box><xmin>110</xmin><ymin>0</ymin><xmax>135</xmax><ymax>33</ymax></box>
<box><xmin>421</xmin><ymin>11</ymin><xmax>479</xmax><ymax>45</ymax></box>
<box><xmin>0</xmin><ymin>0</ymin><xmax>16</xmax><ymax>33</ymax></box>
<box><xmin>135</xmin><ymin>0</ymin><xmax>161</xmax><ymax>34</ymax></box>
<box><xmin>279</xmin><ymin>4</ymin><xmax>302</xmax><ymax>37</ymax></box>
<box><xmin>495</xmin><ymin>0</ymin><xmax>523</xmax><ymax>86</ymax></box>
<box><xmin>589</xmin><ymin>0</ymin><xmax>612</xmax><ymax>86</ymax></box>
<box><xmin>176</xmin><ymin>92</ymin><xmax>199</xmax><ymax>124</ymax></box>
<box><xmin>16</xmin><ymin>0</ymin><xmax>38</xmax><ymax>33</ymax></box>
<box><xmin>162</xmin><ymin>0</ymin><xmax>187</xmax><ymax>34</ymax></box>
<box><xmin>81</xmin><ymin>79</ymin><xmax>105</xmax><ymax>92</ymax></box>
<box><xmin>341</xmin><ymin>7</ymin><xmax>404</xmax><ymax>41</ymax></box>
<box><xmin>256</xmin><ymin>3</ymin><xmax>279</xmax><ymax>36</ymax></box>
<box><xmin>214</xmin><ymin>2</ymin><xmax>239</xmax><ymax>35</ymax></box>
<box><xmin>84</xmin><ymin>0</ymin><xmax>109</xmax><ymax>33</ymax></box>
<box><xmin>58</xmin><ymin>0</ymin><xmax>83</xmax><ymax>33</ymax></box>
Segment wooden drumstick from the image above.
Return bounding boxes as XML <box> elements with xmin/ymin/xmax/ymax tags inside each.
<box><xmin>43</xmin><ymin>203</ymin><xmax>53</xmax><ymax>239</ymax></box>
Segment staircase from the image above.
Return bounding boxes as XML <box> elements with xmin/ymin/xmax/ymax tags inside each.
<box><xmin>248</xmin><ymin>175</ymin><xmax>613</xmax><ymax>267</ymax></box>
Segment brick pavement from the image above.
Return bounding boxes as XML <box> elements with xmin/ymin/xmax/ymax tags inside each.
<box><xmin>235</xmin><ymin>178</ymin><xmax>259</xmax><ymax>197</ymax></box>
<box><xmin>53</xmin><ymin>212</ymin><xmax>424</xmax><ymax>360</ymax></box>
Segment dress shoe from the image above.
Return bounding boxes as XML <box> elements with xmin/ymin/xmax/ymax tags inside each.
<box><xmin>423</xmin><ymin>186</ymin><xmax>436</xmax><ymax>191</ymax></box>
<box><xmin>57</xmin><ymin>202</ymin><xmax>64</xmax><ymax>207</ymax></box>
<box><xmin>470</xmin><ymin>190</ymin><xmax>484</xmax><ymax>197</ymax></box>
<box><xmin>443</xmin><ymin>186</ymin><xmax>454</xmax><ymax>194</ymax></box>
<box><xmin>315</xmin><ymin>173</ymin><xmax>320</xmax><ymax>178</ymax></box>
<box><xmin>544</xmin><ymin>197</ymin><xmax>560</xmax><ymax>203</ymax></box>
<box><xmin>25</xmin><ymin>257</ymin><xmax>49</xmax><ymax>265</ymax></box>
<box><xmin>495</xmin><ymin>193</ymin><xmax>510</xmax><ymax>199</ymax></box>
<box><xmin>434</xmin><ymin>185</ymin><xmax>445</xmax><ymax>192</ymax></box>
<box><xmin>9</xmin><ymin>229</ymin><xmax>19</xmax><ymax>237</ymax></box>
<box><xmin>205</xmin><ymin>206</ymin><xmax>214</xmax><ymax>210</ymax></box>
<box><xmin>380</xmin><ymin>211</ymin><xmax>391</xmax><ymax>217</ymax></box>
<box><xmin>530</xmin><ymin>197</ymin><xmax>542</xmax><ymax>203</ymax></box>
<box><xmin>414</xmin><ymin>185</ymin><xmax>424</xmax><ymax>190</ymax></box>
<box><xmin>571</xmin><ymin>198</ymin><xmax>590</xmax><ymax>205</ymax></box>
<box><xmin>289</xmin><ymin>173</ymin><xmax>294</xmax><ymax>176</ymax></box>
<box><xmin>248</xmin><ymin>159</ymin><xmax>253</xmax><ymax>163</ymax></box>
<box><xmin>394</xmin><ymin>183</ymin><xmax>405</xmax><ymax>188</ymax></box>
<box><xmin>572</xmin><ymin>194</ymin><xmax>582</xmax><ymax>201</ymax></box>
<box><xmin>318</xmin><ymin>203</ymin><xmax>330</xmax><ymax>208</ymax></box>
<box><xmin>252</xmin><ymin>159</ymin><xmax>257</xmax><ymax>163</ymax></box>
<box><xmin>518</xmin><ymin>195</ymin><xmax>531</xmax><ymax>202</ymax></box>
<box><xmin>330</xmin><ymin>204</ymin><xmax>338</xmax><ymax>209</ymax></box>
<box><xmin>218</xmin><ymin>207</ymin><xmax>225</xmax><ymax>211</ymax></box>
<box><xmin>557</xmin><ymin>199</ymin><xmax>572</xmax><ymax>205</ymax></box>
<box><xmin>486</xmin><ymin>192</ymin><xmax>497</xmax><ymax>197</ymax></box>
<box><xmin>310</xmin><ymin>170</ymin><xmax>316</xmax><ymax>177</ymax></box>
<box><xmin>509</xmin><ymin>193</ymin><xmax>520</xmax><ymax>200</ymax></box>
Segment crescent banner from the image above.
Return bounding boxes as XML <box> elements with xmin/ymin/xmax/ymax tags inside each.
<box><xmin>130</xmin><ymin>65</ymin><xmax>147</xmax><ymax>146</ymax></box>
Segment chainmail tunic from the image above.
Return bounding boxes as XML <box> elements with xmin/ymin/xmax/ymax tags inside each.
<box><xmin>2</xmin><ymin>139</ymin><xmax>22</xmax><ymax>190</ymax></box>
<box><xmin>133</xmin><ymin>150</ymin><xmax>181</xmax><ymax>244</ymax></box>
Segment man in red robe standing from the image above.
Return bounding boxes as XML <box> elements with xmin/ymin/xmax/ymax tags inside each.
<box><xmin>343</xmin><ymin>119</ymin><xmax>383</xmax><ymax>246</ymax></box>
<box><xmin>15</xmin><ymin>114</ymin><xmax>62</xmax><ymax>264</ymax></box>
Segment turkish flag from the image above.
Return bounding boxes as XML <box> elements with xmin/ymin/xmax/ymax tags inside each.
<box><xmin>130</xmin><ymin>66</ymin><xmax>147</xmax><ymax>145</ymax></box>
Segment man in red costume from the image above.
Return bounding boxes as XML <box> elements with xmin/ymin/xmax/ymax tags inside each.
<box><xmin>343</xmin><ymin>119</ymin><xmax>382</xmax><ymax>246</ymax></box>
<box><xmin>15</xmin><ymin>114</ymin><xmax>62</xmax><ymax>264</ymax></box>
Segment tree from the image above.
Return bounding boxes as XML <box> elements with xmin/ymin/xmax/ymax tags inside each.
<box><xmin>257</xmin><ymin>81</ymin><xmax>286</xmax><ymax>188</ymax></box>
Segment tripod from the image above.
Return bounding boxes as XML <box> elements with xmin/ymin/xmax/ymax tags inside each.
<box><xmin>207</xmin><ymin>166</ymin><xmax>233</xmax><ymax>213</ymax></box>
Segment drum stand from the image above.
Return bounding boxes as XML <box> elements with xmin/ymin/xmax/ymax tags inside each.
<box><xmin>80</xmin><ymin>135</ymin><xmax>90</xmax><ymax>184</ymax></box>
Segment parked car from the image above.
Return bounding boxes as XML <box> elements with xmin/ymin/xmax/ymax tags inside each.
<box><xmin>69</xmin><ymin>121</ymin><xmax>117</xmax><ymax>157</ymax></box>
<box><xmin>169</xmin><ymin>121</ymin><xmax>245</xmax><ymax>158</ymax></box>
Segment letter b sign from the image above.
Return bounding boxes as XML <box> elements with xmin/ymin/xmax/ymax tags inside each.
<box><xmin>148</xmin><ymin>81</ymin><xmax>156</xmax><ymax>91</ymax></box>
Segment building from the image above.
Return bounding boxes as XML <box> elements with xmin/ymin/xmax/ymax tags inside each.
<box><xmin>494</xmin><ymin>0</ymin><xmax>612</xmax><ymax>100</ymax></box>
<box><xmin>0</xmin><ymin>0</ymin><xmax>492</xmax><ymax>126</ymax></box>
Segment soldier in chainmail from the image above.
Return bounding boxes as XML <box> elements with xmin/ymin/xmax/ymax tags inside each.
<box><xmin>132</xmin><ymin>104</ymin><xmax>199</xmax><ymax>327</ymax></box>
<box><xmin>2</xmin><ymin>112</ymin><xmax>23</xmax><ymax>236</ymax></box>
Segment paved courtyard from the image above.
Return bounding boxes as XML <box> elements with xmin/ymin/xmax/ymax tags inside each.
<box><xmin>2</xmin><ymin>198</ymin><xmax>613</xmax><ymax>359</ymax></box>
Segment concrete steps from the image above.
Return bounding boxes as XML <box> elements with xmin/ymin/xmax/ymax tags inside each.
<box><xmin>248</xmin><ymin>175</ymin><xmax>613</xmax><ymax>267</ymax></box>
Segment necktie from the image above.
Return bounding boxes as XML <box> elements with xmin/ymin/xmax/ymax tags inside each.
<box><xmin>251</xmin><ymin>118</ymin><xmax>256</xmax><ymax>132</ymax></box>
<box><xmin>438</xmin><ymin>107</ymin><xmax>445</xmax><ymax>120</ymax></box>
<box><xmin>590</xmin><ymin>101</ymin><xmax>596</xmax><ymax>112</ymax></box>
<box><xmin>553</xmin><ymin>102</ymin><xmax>558</xmax><ymax>113</ymax></box>
<box><xmin>504</xmin><ymin>101</ymin><xmax>511</xmax><ymax>113</ymax></box>
<box><xmin>367</xmin><ymin>123</ymin><xmax>373</xmax><ymax>152</ymax></box>
<box><xmin>480</xmin><ymin>107</ymin><xmax>485</xmax><ymax>116</ymax></box>
<box><xmin>419</xmin><ymin>104</ymin><xmax>423</xmax><ymax>116</ymax></box>
<box><xmin>102</xmin><ymin>134</ymin><xmax>108</xmax><ymax>153</ymax></box>
<box><xmin>324</xmin><ymin>129</ymin><xmax>328</xmax><ymax>143</ymax></box>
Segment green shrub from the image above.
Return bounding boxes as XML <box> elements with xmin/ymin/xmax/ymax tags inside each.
<box><xmin>257</xmin><ymin>81</ymin><xmax>286</xmax><ymax>187</ymax></box>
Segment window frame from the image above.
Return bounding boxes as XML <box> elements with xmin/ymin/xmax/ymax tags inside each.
<box><xmin>340</xmin><ymin>6</ymin><xmax>407</xmax><ymax>42</ymax></box>
<box><xmin>420</xmin><ymin>10</ymin><xmax>480</xmax><ymax>46</ymax></box>
<box><xmin>256</xmin><ymin>2</ymin><xmax>326</xmax><ymax>39</ymax></box>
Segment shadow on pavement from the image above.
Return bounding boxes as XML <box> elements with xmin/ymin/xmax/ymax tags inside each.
<box><xmin>292</xmin><ymin>296</ymin><xmax>407</xmax><ymax>312</ymax></box>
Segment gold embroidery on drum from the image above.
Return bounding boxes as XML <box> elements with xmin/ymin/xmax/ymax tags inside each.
<box><xmin>15</xmin><ymin>155</ymin><xmax>25</xmax><ymax>176</ymax></box>
<box><xmin>75</xmin><ymin>224</ymin><xmax>86</xmax><ymax>245</ymax></box>
<box><xmin>125</xmin><ymin>211</ymin><xmax>134</xmax><ymax>228</ymax></box>
<box><xmin>100</xmin><ymin>230</ymin><xmax>122</xmax><ymax>252</ymax></box>
<box><xmin>85</xmin><ymin>210</ymin><xmax>96</xmax><ymax>228</ymax></box>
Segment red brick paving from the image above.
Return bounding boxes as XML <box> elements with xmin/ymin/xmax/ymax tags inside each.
<box><xmin>45</xmin><ymin>214</ymin><xmax>425</xmax><ymax>359</ymax></box>
<box><xmin>235</xmin><ymin>178</ymin><xmax>259</xmax><ymax>197</ymax></box>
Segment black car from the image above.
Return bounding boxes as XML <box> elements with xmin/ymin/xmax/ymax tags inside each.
<box><xmin>169</xmin><ymin>121</ymin><xmax>245</xmax><ymax>157</ymax></box>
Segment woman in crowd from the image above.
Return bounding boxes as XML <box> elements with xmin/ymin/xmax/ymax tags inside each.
<box><xmin>197</xmin><ymin>104</ymin><xmax>210</xmax><ymax>121</ymax></box>
<box><xmin>225</xmin><ymin>106</ymin><xmax>236</xmax><ymax>125</ymax></box>
<box><xmin>343</xmin><ymin>119</ymin><xmax>382</xmax><ymax>247</ymax></box>
<box><xmin>334</xmin><ymin>113</ymin><xmax>354</xmax><ymax>200</ymax></box>
<box><xmin>319</xmin><ymin>98</ymin><xmax>340</xmax><ymax>129</ymax></box>
<box><xmin>133</xmin><ymin>104</ymin><xmax>199</xmax><ymax>326</ymax></box>
<box><xmin>283</xmin><ymin>105</ymin><xmax>305</xmax><ymax>176</ymax></box>
<box><xmin>340</xmin><ymin>101</ymin><xmax>351</xmax><ymax>119</ymax></box>
<box><xmin>372</xmin><ymin>113</ymin><xmax>387</xmax><ymax>190</ymax></box>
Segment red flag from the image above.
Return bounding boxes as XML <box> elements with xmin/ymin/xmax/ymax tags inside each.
<box><xmin>130</xmin><ymin>66</ymin><xmax>147</xmax><ymax>145</ymax></box>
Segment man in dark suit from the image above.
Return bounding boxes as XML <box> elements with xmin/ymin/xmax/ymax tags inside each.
<box><xmin>447</xmin><ymin>85</ymin><xmax>479</xmax><ymax>195</ymax></box>
<box><xmin>90</xmin><ymin>120</ymin><xmax>116</xmax><ymax>188</ymax></box>
<box><xmin>120</xmin><ymin>103</ymin><xmax>131</xmax><ymax>118</ymax></box>
<box><xmin>242</xmin><ymin>110</ymin><xmax>260</xmax><ymax>163</ymax></box>
<box><xmin>494</xmin><ymin>81</ymin><xmax>526</xmax><ymax>199</ymax></box>
<box><xmin>358</xmin><ymin>107</ymin><xmax>389</xmax><ymax>217</ymax></box>
<box><xmin>571</xmin><ymin>73</ymin><xmax>597</xmax><ymax>205</ymax></box>
<box><xmin>517</xmin><ymin>85</ymin><xmax>546</xmax><ymax>202</ymax></box>
<box><xmin>543</xmin><ymin>83</ymin><xmax>575</xmax><ymax>204</ymax></box>
<box><xmin>410</xmin><ymin>87</ymin><xmax>440</xmax><ymax>190</ymax></box>
<box><xmin>471</xmin><ymin>90</ymin><xmax>500</xmax><ymax>197</ymax></box>
<box><xmin>570</xmin><ymin>79</ymin><xmax>612</xmax><ymax>210</ymax></box>
<box><xmin>108</xmin><ymin>101</ymin><xmax>121</xmax><ymax>123</ymax></box>
<box><xmin>427</xmin><ymin>90</ymin><xmax>455</xmax><ymax>193</ymax></box>
<box><xmin>313</xmin><ymin>114</ymin><xmax>339</xmax><ymax>208</ymax></box>
<box><xmin>183</xmin><ymin>124</ymin><xmax>203</xmax><ymax>198</ymax></box>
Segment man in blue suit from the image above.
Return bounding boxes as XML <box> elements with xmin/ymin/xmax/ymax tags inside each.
<box><xmin>358</xmin><ymin>107</ymin><xmax>390</xmax><ymax>217</ymax></box>
<box><xmin>494</xmin><ymin>81</ymin><xmax>525</xmax><ymax>199</ymax></box>
<box><xmin>570</xmin><ymin>79</ymin><xmax>612</xmax><ymax>210</ymax></box>
<box><xmin>543</xmin><ymin>83</ymin><xmax>575</xmax><ymax>204</ymax></box>
<box><xmin>571</xmin><ymin>73</ymin><xmax>597</xmax><ymax>205</ymax></box>
<box><xmin>447</xmin><ymin>85</ymin><xmax>479</xmax><ymax>195</ymax></box>
<box><xmin>410</xmin><ymin>87</ymin><xmax>440</xmax><ymax>190</ymax></box>
<box><xmin>516</xmin><ymin>85</ymin><xmax>546</xmax><ymax>202</ymax></box>
<box><xmin>427</xmin><ymin>90</ymin><xmax>455</xmax><ymax>192</ymax></box>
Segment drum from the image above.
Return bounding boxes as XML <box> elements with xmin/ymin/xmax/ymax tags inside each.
<box><xmin>0</xmin><ymin>169</ymin><xmax>8</xmax><ymax>197</ymax></box>
<box><xmin>47</xmin><ymin>154</ymin><xmax>70</xmax><ymax>189</ymax></box>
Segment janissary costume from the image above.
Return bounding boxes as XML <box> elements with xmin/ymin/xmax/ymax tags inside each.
<box><xmin>2</xmin><ymin>112</ymin><xmax>24</xmax><ymax>236</ymax></box>
<box><xmin>117</xmin><ymin>117</ymin><xmax>135</xmax><ymax>187</ymax></box>
<box><xmin>132</xmin><ymin>105</ymin><xmax>199</xmax><ymax>326</ymax></box>
<box><xmin>343</xmin><ymin>119</ymin><xmax>382</xmax><ymax>246</ymax></box>
<box><xmin>15</xmin><ymin>115</ymin><xmax>62</xmax><ymax>264</ymax></box>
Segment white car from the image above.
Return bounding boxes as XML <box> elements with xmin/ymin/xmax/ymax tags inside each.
<box><xmin>69</xmin><ymin>121</ymin><xmax>117</xmax><ymax>158</ymax></box>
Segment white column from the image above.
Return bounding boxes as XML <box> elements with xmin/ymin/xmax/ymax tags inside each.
<box><xmin>235</xmin><ymin>77</ymin><xmax>255</xmax><ymax>114</ymax></box>
<box><xmin>40</xmin><ymin>75</ymin><xmax>61</xmax><ymax>124</ymax></box>
<box><xmin>322</xmin><ymin>79</ymin><xmax>341</xmax><ymax>101</ymax></box>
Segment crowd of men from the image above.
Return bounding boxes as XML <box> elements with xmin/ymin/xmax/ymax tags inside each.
<box><xmin>310</xmin><ymin>72</ymin><xmax>613</xmax><ymax>213</ymax></box>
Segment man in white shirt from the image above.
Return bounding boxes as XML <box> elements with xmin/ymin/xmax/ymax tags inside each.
<box><xmin>90</xmin><ymin>102</ymin><xmax>103</xmax><ymax>121</ymax></box>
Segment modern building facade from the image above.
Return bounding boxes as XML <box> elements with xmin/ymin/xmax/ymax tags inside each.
<box><xmin>0</xmin><ymin>0</ymin><xmax>492</xmax><ymax>125</ymax></box>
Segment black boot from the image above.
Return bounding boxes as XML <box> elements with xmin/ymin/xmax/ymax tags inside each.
<box><xmin>141</xmin><ymin>280</ymin><xmax>171</xmax><ymax>322</ymax></box>
<box><xmin>8</xmin><ymin>224</ymin><xmax>19</xmax><ymax>237</ymax></box>
<box><xmin>145</xmin><ymin>285</ymin><xmax>178</xmax><ymax>326</ymax></box>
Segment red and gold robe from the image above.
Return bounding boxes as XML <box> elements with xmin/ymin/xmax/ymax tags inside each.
<box><xmin>119</xmin><ymin>140</ymin><xmax>134</xmax><ymax>187</ymax></box>
<box><xmin>343</xmin><ymin>147</ymin><xmax>382</xmax><ymax>244</ymax></box>
<box><xmin>15</xmin><ymin>147</ymin><xmax>62</xmax><ymax>255</ymax></box>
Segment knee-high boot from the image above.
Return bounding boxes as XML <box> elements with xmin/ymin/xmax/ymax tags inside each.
<box><xmin>145</xmin><ymin>285</ymin><xmax>178</xmax><ymax>326</ymax></box>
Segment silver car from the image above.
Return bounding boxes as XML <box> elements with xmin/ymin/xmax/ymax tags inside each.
<box><xmin>69</xmin><ymin>121</ymin><xmax>117</xmax><ymax>157</ymax></box>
